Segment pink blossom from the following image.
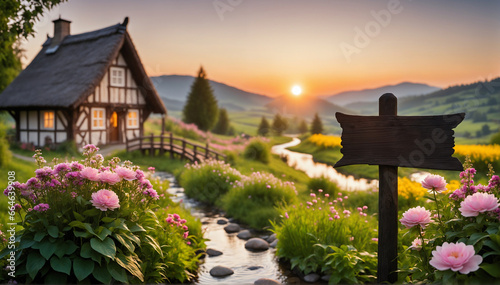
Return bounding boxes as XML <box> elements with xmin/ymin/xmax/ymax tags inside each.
<box><xmin>33</xmin><ymin>203</ymin><xmax>50</xmax><ymax>212</ymax></box>
<box><xmin>411</xmin><ymin>238</ymin><xmax>422</xmax><ymax>251</ymax></box>
<box><xmin>148</xmin><ymin>167</ymin><xmax>155</xmax><ymax>174</ymax></box>
<box><xmin>80</xmin><ymin>167</ymin><xmax>99</xmax><ymax>181</ymax></box>
<box><xmin>325</xmin><ymin>194</ymin><xmax>329</xmax><ymax>197</ymax></box>
<box><xmin>429</xmin><ymin>242</ymin><xmax>482</xmax><ymax>274</ymax></box>
<box><xmin>98</xmin><ymin>171</ymin><xmax>122</xmax><ymax>185</ymax></box>
<box><xmin>285</xmin><ymin>212</ymin><xmax>289</xmax><ymax>219</ymax></box>
<box><xmin>333</xmin><ymin>215</ymin><xmax>340</xmax><ymax>219</ymax></box>
<box><xmin>371</xmin><ymin>238</ymin><xmax>378</xmax><ymax>242</ymax></box>
<box><xmin>459</xmin><ymin>192</ymin><xmax>499</xmax><ymax>217</ymax></box>
<box><xmin>143</xmin><ymin>188</ymin><xmax>159</xmax><ymax>199</ymax></box>
<box><xmin>421</xmin><ymin>174</ymin><xmax>447</xmax><ymax>192</ymax></box>
<box><xmin>90</xmin><ymin>189</ymin><xmax>120</xmax><ymax>211</ymax></box>
<box><xmin>399</xmin><ymin>206</ymin><xmax>432</xmax><ymax>228</ymax></box>
<box><xmin>114</xmin><ymin>166</ymin><xmax>137</xmax><ymax>181</ymax></box>
<box><xmin>183</xmin><ymin>231</ymin><xmax>189</xmax><ymax>239</ymax></box>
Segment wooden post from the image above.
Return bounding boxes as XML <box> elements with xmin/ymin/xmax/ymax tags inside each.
<box><xmin>139</xmin><ymin>134</ymin><xmax>143</xmax><ymax>153</ymax></box>
<box><xmin>193</xmin><ymin>145</ymin><xmax>197</xmax><ymax>162</ymax></box>
<box><xmin>150</xmin><ymin>133</ymin><xmax>154</xmax><ymax>157</ymax></box>
<box><xmin>160</xmin><ymin>135</ymin><xmax>164</xmax><ymax>155</ymax></box>
<box><xmin>182</xmin><ymin>140</ymin><xmax>186</xmax><ymax>160</ymax></box>
<box><xmin>205</xmin><ymin>143</ymin><xmax>209</xmax><ymax>159</ymax></box>
<box><xmin>169</xmin><ymin>132</ymin><xmax>173</xmax><ymax>159</ymax></box>
<box><xmin>161</xmin><ymin>115</ymin><xmax>165</xmax><ymax>135</ymax></box>
<box><xmin>378</xmin><ymin>93</ymin><xmax>398</xmax><ymax>283</ymax></box>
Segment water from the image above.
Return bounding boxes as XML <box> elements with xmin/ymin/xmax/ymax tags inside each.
<box><xmin>272</xmin><ymin>138</ymin><xmax>379</xmax><ymax>191</ymax></box>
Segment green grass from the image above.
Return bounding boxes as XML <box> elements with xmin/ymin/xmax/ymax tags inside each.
<box><xmin>111</xmin><ymin>150</ymin><xmax>187</xmax><ymax>178</ymax></box>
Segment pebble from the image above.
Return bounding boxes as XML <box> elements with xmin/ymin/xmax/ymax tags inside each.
<box><xmin>206</xmin><ymin>248</ymin><xmax>223</xmax><ymax>257</ymax></box>
<box><xmin>209</xmin><ymin>266</ymin><xmax>234</xmax><ymax>277</ymax></box>
<box><xmin>267</xmin><ymin>233</ymin><xmax>277</xmax><ymax>243</ymax></box>
<box><xmin>217</xmin><ymin>218</ymin><xmax>228</xmax><ymax>225</ymax></box>
<box><xmin>247</xmin><ymin>266</ymin><xmax>263</xmax><ymax>270</ymax></box>
<box><xmin>303</xmin><ymin>273</ymin><xmax>320</xmax><ymax>283</ymax></box>
<box><xmin>237</xmin><ymin>229</ymin><xmax>252</xmax><ymax>239</ymax></box>
<box><xmin>269</xmin><ymin>239</ymin><xmax>278</xmax><ymax>248</ymax></box>
<box><xmin>245</xmin><ymin>238</ymin><xmax>270</xmax><ymax>251</ymax></box>
<box><xmin>321</xmin><ymin>275</ymin><xmax>331</xmax><ymax>282</ymax></box>
<box><xmin>254</xmin><ymin>278</ymin><xmax>282</xmax><ymax>285</ymax></box>
<box><xmin>224</xmin><ymin>223</ymin><xmax>240</xmax><ymax>233</ymax></box>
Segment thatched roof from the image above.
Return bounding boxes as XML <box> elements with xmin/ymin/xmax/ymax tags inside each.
<box><xmin>0</xmin><ymin>19</ymin><xmax>166</xmax><ymax>114</ymax></box>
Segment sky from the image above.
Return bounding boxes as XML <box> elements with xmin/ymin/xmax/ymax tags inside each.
<box><xmin>21</xmin><ymin>0</ymin><xmax>500</xmax><ymax>97</ymax></box>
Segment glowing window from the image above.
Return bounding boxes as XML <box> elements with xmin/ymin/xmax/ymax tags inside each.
<box><xmin>127</xmin><ymin>110</ymin><xmax>138</xmax><ymax>128</ymax></box>
<box><xmin>110</xmin><ymin>67</ymin><xmax>125</xmax><ymax>87</ymax></box>
<box><xmin>92</xmin><ymin>108</ymin><xmax>105</xmax><ymax>130</ymax></box>
<box><xmin>43</xmin><ymin>111</ymin><xmax>54</xmax><ymax>129</ymax></box>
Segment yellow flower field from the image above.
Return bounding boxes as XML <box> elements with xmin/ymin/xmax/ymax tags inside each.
<box><xmin>308</xmin><ymin>134</ymin><xmax>342</xmax><ymax>149</ymax></box>
<box><xmin>454</xmin><ymin>144</ymin><xmax>500</xmax><ymax>164</ymax></box>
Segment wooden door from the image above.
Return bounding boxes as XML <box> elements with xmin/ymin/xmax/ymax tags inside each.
<box><xmin>109</xmin><ymin>111</ymin><xmax>119</xmax><ymax>142</ymax></box>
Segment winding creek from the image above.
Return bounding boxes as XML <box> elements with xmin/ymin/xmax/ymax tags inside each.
<box><xmin>155</xmin><ymin>138</ymin><xmax>381</xmax><ymax>284</ymax></box>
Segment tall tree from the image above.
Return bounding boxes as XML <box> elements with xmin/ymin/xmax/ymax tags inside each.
<box><xmin>182</xmin><ymin>66</ymin><xmax>219</xmax><ymax>131</ymax></box>
<box><xmin>272</xmin><ymin>113</ymin><xmax>288</xmax><ymax>136</ymax></box>
<box><xmin>298</xmin><ymin>119</ymin><xmax>308</xmax><ymax>134</ymax></box>
<box><xmin>257</xmin><ymin>116</ymin><xmax>270</xmax><ymax>137</ymax></box>
<box><xmin>212</xmin><ymin>108</ymin><xmax>230</xmax><ymax>135</ymax></box>
<box><xmin>310</xmin><ymin>113</ymin><xmax>323</xmax><ymax>134</ymax></box>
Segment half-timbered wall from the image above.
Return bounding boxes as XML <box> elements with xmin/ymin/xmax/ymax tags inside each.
<box><xmin>76</xmin><ymin>52</ymin><xmax>147</xmax><ymax>146</ymax></box>
<box><xmin>18</xmin><ymin>110</ymin><xmax>67</xmax><ymax>146</ymax></box>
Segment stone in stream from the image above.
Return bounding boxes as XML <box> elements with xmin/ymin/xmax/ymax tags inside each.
<box><xmin>254</xmin><ymin>278</ymin><xmax>282</xmax><ymax>285</ymax></box>
<box><xmin>269</xmin><ymin>239</ymin><xmax>278</xmax><ymax>248</ymax></box>
<box><xmin>206</xmin><ymin>248</ymin><xmax>223</xmax><ymax>257</ymax></box>
<box><xmin>303</xmin><ymin>273</ymin><xmax>320</xmax><ymax>283</ymax></box>
<box><xmin>217</xmin><ymin>218</ymin><xmax>228</xmax><ymax>225</ymax></box>
<box><xmin>321</xmin><ymin>275</ymin><xmax>331</xmax><ymax>282</ymax></box>
<box><xmin>267</xmin><ymin>233</ymin><xmax>277</xmax><ymax>243</ymax></box>
<box><xmin>224</xmin><ymin>223</ymin><xmax>240</xmax><ymax>233</ymax></box>
<box><xmin>245</xmin><ymin>238</ymin><xmax>269</xmax><ymax>251</ymax></box>
<box><xmin>209</xmin><ymin>265</ymin><xmax>234</xmax><ymax>277</ymax></box>
<box><xmin>237</xmin><ymin>229</ymin><xmax>252</xmax><ymax>239</ymax></box>
<box><xmin>247</xmin><ymin>265</ymin><xmax>263</xmax><ymax>270</ymax></box>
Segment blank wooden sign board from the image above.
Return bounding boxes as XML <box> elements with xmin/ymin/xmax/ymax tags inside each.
<box><xmin>334</xmin><ymin>93</ymin><xmax>464</xmax><ymax>283</ymax></box>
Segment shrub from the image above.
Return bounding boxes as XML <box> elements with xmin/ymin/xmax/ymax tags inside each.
<box><xmin>222</xmin><ymin>172</ymin><xmax>297</xmax><ymax>229</ymax></box>
<box><xmin>0</xmin><ymin>146</ymin><xmax>203</xmax><ymax>283</ymax></box>
<box><xmin>272</xmin><ymin>190</ymin><xmax>378</xmax><ymax>283</ymax></box>
<box><xmin>307</xmin><ymin>176</ymin><xmax>339</xmax><ymax>196</ymax></box>
<box><xmin>179</xmin><ymin>159</ymin><xmax>242</xmax><ymax>206</ymax></box>
<box><xmin>243</xmin><ymin>139</ymin><xmax>270</xmax><ymax>164</ymax></box>
<box><xmin>0</xmin><ymin>121</ymin><xmax>11</xmax><ymax>168</ymax></box>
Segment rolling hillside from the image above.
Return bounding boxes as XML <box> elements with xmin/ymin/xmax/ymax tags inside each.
<box><xmin>266</xmin><ymin>96</ymin><xmax>353</xmax><ymax>117</ymax></box>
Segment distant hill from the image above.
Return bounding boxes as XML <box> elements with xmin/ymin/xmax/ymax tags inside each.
<box><xmin>266</xmin><ymin>96</ymin><xmax>353</xmax><ymax>117</ymax></box>
<box><xmin>325</xmin><ymin>82</ymin><xmax>440</xmax><ymax>106</ymax></box>
<box><xmin>151</xmin><ymin>75</ymin><xmax>272</xmax><ymax>111</ymax></box>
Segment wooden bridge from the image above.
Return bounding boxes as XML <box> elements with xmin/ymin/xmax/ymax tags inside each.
<box><xmin>126</xmin><ymin>133</ymin><xmax>226</xmax><ymax>162</ymax></box>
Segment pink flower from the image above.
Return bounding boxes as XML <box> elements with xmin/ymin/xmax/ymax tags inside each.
<box><xmin>148</xmin><ymin>167</ymin><xmax>155</xmax><ymax>174</ymax></box>
<box><xmin>80</xmin><ymin>167</ymin><xmax>99</xmax><ymax>181</ymax></box>
<box><xmin>90</xmin><ymin>189</ymin><xmax>120</xmax><ymax>211</ymax></box>
<box><xmin>114</xmin><ymin>166</ymin><xmax>137</xmax><ymax>181</ymax></box>
<box><xmin>33</xmin><ymin>203</ymin><xmax>50</xmax><ymax>212</ymax></box>
<box><xmin>411</xmin><ymin>238</ymin><xmax>422</xmax><ymax>251</ymax></box>
<box><xmin>421</xmin><ymin>174</ymin><xmax>447</xmax><ymax>193</ymax></box>
<box><xmin>372</xmin><ymin>238</ymin><xmax>378</xmax><ymax>242</ymax></box>
<box><xmin>98</xmin><ymin>171</ymin><xmax>122</xmax><ymax>185</ymax></box>
<box><xmin>325</xmin><ymin>194</ymin><xmax>329</xmax><ymax>197</ymax></box>
<box><xmin>429</xmin><ymin>242</ymin><xmax>482</xmax><ymax>274</ymax></box>
<box><xmin>285</xmin><ymin>212</ymin><xmax>289</xmax><ymax>219</ymax></box>
<box><xmin>459</xmin><ymin>192</ymin><xmax>499</xmax><ymax>217</ymax></box>
<box><xmin>400</xmin><ymin>206</ymin><xmax>432</xmax><ymax>228</ymax></box>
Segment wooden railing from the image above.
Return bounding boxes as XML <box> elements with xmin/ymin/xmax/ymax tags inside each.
<box><xmin>126</xmin><ymin>133</ymin><xmax>226</xmax><ymax>162</ymax></box>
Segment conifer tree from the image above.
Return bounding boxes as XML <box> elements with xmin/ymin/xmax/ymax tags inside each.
<box><xmin>213</xmin><ymin>108</ymin><xmax>230</xmax><ymax>135</ymax></box>
<box><xmin>257</xmin><ymin>116</ymin><xmax>270</xmax><ymax>136</ymax></box>
<box><xmin>298</xmin><ymin>119</ymin><xmax>308</xmax><ymax>134</ymax></box>
<box><xmin>272</xmin><ymin>114</ymin><xmax>288</xmax><ymax>136</ymax></box>
<box><xmin>310</xmin><ymin>113</ymin><xmax>323</xmax><ymax>134</ymax></box>
<box><xmin>182</xmin><ymin>67</ymin><xmax>219</xmax><ymax>131</ymax></box>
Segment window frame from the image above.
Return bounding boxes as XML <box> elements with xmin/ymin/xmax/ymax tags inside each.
<box><xmin>92</xmin><ymin>108</ymin><xmax>106</xmax><ymax>130</ymax></box>
<box><xmin>110</xmin><ymin>66</ymin><xmax>125</xmax><ymax>87</ymax></box>
<box><xmin>42</xmin><ymin>111</ymin><xmax>55</xmax><ymax>129</ymax></box>
<box><xmin>127</xmin><ymin>110</ymin><xmax>139</xmax><ymax>129</ymax></box>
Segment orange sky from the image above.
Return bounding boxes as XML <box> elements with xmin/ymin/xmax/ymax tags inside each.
<box><xmin>21</xmin><ymin>0</ymin><xmax>500</xmax><ymax>97</ymax></box>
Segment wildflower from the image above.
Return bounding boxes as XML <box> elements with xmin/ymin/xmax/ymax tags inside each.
<box><xmin>400</xmin><ymin>206</ymin><xmax>432</xmax><ymax>228</ymax></box>
<box><xmin>410</xmin><ymin>238</ymin><xmax>422</xmax><ymax>251</ymax></box>
<box><xmin>349</xmin><ymin>237</ymin><xmax>354</xmax><ymax>241</ymax></box>
<box><xmin>325</xmin><ymin>194</ymin><xmax>330</xmax><ymax>197</ymax></box>
<box><xmin>429</xmin><ymin>242</ymin><xmax>482</xmax><ymax>274</ymax></box>
<box><xmin>333</xmin><ymin>215</ymin><xmax>340</xmax><ymax>219</ymax></box>
<box><xmin>13</xmin><ymin>204</ymin><xmax>21</xmax><ymax>212</ymax></box>
<box><xmin>33</xmin><ymin>203</ymin><xmax>50</xmax><ymax>212</ymax></box>
<box><xmin>148</xmin><ymin>167</ymin><xmax>155</xmax><ymax>174</ymax></box>
<box><xmin>115</xmin><ymin>166</ymin><xmax>137</xmax><ymax>181</ymax></box>
<box><xmin>90</xmin><ymin>189</ymin><xmax>120</xmax><ymax>211</ymax></box>
<box><xmin>80</xmin><ymin>167</ymin><xmax>99</xmax><ymax>181</ymax></box>
<box><xmin>71</xmin><ymin>192</ymin><xmax>78</xmax><ymax>198</ymax></box>
<box><xmin>372</xmin><ymin>238</ymin><xmax>379</xmax><ymax>242</ymax></box>
<box><xmin>183</xmin><ymin>231</ymin><xmax>189</xmax><ymax>239</ymax></box>
<box><xmin>459</xmin><ymin>192</ymin><xmax>499</xmax><ymax>217</ymax></box>
<box><xmin>421</xmin><ymin>174</ymin><xmax>447</xmax><ymax>193</ymax></box>
<box><xmin>329</xmin><ymin>217</ymin><xmax>333</xmax><ymax>221</ymax></box>
<box><xmin>310</xmin><ymin>193</ymin><xmax>316</xmax><ymax>197</ymax></box>
<box><xmin>143</xmin><ymin>188</ymin><xmax>159</xmax><ymax>199</ymax></box>
<box><xmin>98</xmin><ymin>171</ymin><xmax>122</xmax><ymax>185</ymax></box>
<box><xmin>285</xmin><ymin>212</ymin><xmax>289</xmax><ymax>219</ymax></box>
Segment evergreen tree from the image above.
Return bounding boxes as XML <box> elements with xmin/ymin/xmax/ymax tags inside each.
<box><xmin>310</xmin><ymin>113</ymin><xmax>323</xmax><ymax>134</ymax></box>
<box><xmin>257</xmin><ymin>116</ymin><xmax>270</xmax><ymax>137</ymax></box>
<box><xmin>272</xmin><ymin>114</ymin><xmax>288</xmax><ymax>136</ymax></box>
<box><xmin>298</xmin><ymin>119</ymin><xmax>308</xmax><ymax>134</ymax></box>
<box><xmin>182</xmin><ymin>67</ymin><xmax>219</xmax><ymax>131</ymax></box>
<box><xmin>212</xmin><ymin>108</ymin><xmax>230</xmax><ymax>135</ymax></box>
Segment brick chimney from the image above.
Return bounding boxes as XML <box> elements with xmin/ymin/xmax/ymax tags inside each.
<box><xmin>51</xmin><ymin>17</ymin><xmax>71</xmax><ymax>46</ymax></box>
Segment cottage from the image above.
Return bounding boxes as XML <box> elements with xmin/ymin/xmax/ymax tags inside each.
<box><xmin>0</xmin><ymin>17</ymin><xmax>166</xmax><ymax>147</ymax></box>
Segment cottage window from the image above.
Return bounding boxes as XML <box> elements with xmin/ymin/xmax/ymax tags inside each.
<box><xmin>43</xmin><ymin>111</ymin><xmax>54</xmax><ymax>129</ymax></box>
<box><xmin>110</xmin><ymin>67</ymin><xmax>125</xmax><ymax>87</ymax></box>
<box><xmin>92</xmin><ymin>108</ymin><xmax>105</xmax><ymax>130</ymax></box>
<box><xmin>127</xmin><ymin>110</ymin><xmax>139</xmax><ymax>128</ymax></box>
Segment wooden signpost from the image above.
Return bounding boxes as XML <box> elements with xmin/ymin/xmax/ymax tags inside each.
<box><xmin>334</xmin><ymin>93</ymin><xmax>464</xmax><ymax>283</ymax></box>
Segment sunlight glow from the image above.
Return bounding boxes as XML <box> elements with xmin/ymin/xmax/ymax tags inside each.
<box><xmin>291</xmin><ymin>85</ymin><xmax>302</xmax><ymax>96</ymax></box>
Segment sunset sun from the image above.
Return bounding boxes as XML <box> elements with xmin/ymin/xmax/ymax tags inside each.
<box><xmin>291</xmin><ymin>85</ymin><xmax>302</xmax><ymax>96</ymax></box>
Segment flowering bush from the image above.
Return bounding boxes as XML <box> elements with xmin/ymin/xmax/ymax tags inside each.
<box><xmin>0</xmin><ymin>145</ymin><xmax>202</xmax><ymax>283</ymax></box>
<box><xmin>399</xmin><ymin>162</ymin><xmax>500</xmax><ymax>283</ymax></box>
<box><xmin>222</xmin><ymin>172</ymin><xmax>297</xmax><ymax>228</ymax></box>
<box><xmin>180</xmin><ymin>159</ymin><xmax>242</xmax><ymax>205</ymax></box>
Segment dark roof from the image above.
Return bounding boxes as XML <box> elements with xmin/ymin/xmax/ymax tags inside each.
<box><xmin>0</xmin><ymin>21</ymin><xmax>166</xmax><ymax>114</ymax></box>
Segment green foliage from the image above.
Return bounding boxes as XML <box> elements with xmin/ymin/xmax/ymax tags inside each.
<box><xmin>182</xmin><ymin>67</ymin><xmax>219</xmax><ymax>131</ymax></box>
<box><xmin>307</xmin><ymin>176</ymin><xmax>339</xmax><ymax>197</ymax></box>
<box><xmin>271</xmin><ymin>113</ymin><xmax>288</xmax><ymax>136</ymax></box>
<box><xmin>491</xmin><ymin>131</ymin><xmax>500</xmax><ymax>145</ymax></box>
<box><xmin>179</xmin><ymin>159</ymin><xmax>242</xmax><ymax>205</ymax></box>
<box><xmin>212</xmin><ymin>108</ymin><xmax>230</xmax><ymax>135</ymax></box>
<box><xmin>0</xmin><ymin>117</ymin><xmax>11</xmax><ymax>167</ymax></box>
<box><xmin>310</xmin><ymin>113</ymin><xmax>323</xmax><ymax>135</ymax></box>
<box><xmin>257</xmin><ymin>116</ymin><xmax>270</xmax><ymax>137</ymax></box>
<box><xmin>222</xmin><ymin>172</ymin><xmax>297</xmax><ymax>229</ymax></box>
<box><xmin>298</xmin><ymin>119</ymin><xmax>308</xmax><ymax>134</ymax></box>
<box><xmin>243</xmin><ymin>138</ymin><xmax>270</xmax><ymax>164</ymax></box>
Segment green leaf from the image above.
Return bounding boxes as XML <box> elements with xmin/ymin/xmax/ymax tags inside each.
<box><xmin>93</xmin><ymin>265</ymin><xmax>112</xmax><ymax>284</ymax></box>
<box><xmin>128</xmin><ymin>223</ymin><xmax>146</xmax><ymax>233</ymax></box>
<box><xmin>481</xmin><ymin>263</ymin><xmax>500</xmax><ymax>278</ymax></box>
<box><xmin>50</xmin><ymin>255</ymin><xmax>71</xmax><ymax>275</ymax></box>
<box><xmin>121</xmin><ymin>231</ymin><xmax>141</xmax><ymax>246</ymax></box>
<box><xmin>27</xmin><ymin>251</ymin><xmax>46</xmax><ymax>280</ymax></box>
<box><xmin>73</xmin><ymin>257</ymin><xmax>94</xmax><ymax>281</ymax></box>
<box><xmin>83</xmin><ymin>208</ymin><xmax>100</xmax><ymax>217</ymax></box>
<box><xmin>69</xmin><ymin>220</ymin><xmax>85</xmax><ymax>229</ymax></box>
<box><xmin>39</xmin><ymin>239</ymin><xmax>57</xmax><ymax>260</ymax></box>
<box><xmin>59</xmin><ymin>240</ymin><xmax>78</xmax><ymax>257</ymax></box>
<box><xmin>83</xmin><ymin>223</ymin><xmax>96</xmax><ymax>236</ymax></box>
<box><xmin>81</xmin><ymin>242</ymin><xmax>102</xmax><ymax>265</ymax></box>
<box><xmin>486</xmin><ymin>226</ymin><xmax>499</xmax><ymax>235</ymax></box>
<box><xmin>90</xmin><ymin>237</ymin><xmax>116</xmax><ymax>260</ymax></box>
<box><xmin>47</xmin><ymin>225</ymin><xmax>59</xmax><ymax>238</ymax></box>
<box><xmin>74</xmin><ymin>230</ymin><xmax>92</xmax><ymax>238</ymax></box>
<box><xmin>113</xmin><ymin>233</ymin><xmax>135</xmax><ymax>253</ymax></box>
<box><xmin>107</xmin><ymin>261</ymin><xmax>129</xmax><ymax>283</ymax></box>
<box><xmin>96</xmin><ymin>226</ymin><xmax>112</xmax><ymax>241</ymax></box>
<box><xmin>44</xmin><ymin>271</ymin><xmax>68</xmax><ymax>284</ymax></box>
<box><xmin>73</xmin><ymin>211</ymin><xmax>85</xmax><ymax>222</ymax></box>
<box><xmin>468</xmin><ymin>232</ymin><xmax>488</xmax><ymax>245</ymax></box>
<box><xmin>116</xmin><ymin>253</ymin><xmax>144</xmax><ymax>282</ymax></box>
<box><xmin>34</xmin><ymin>231</ymin><xmax>46</xmax><ymax>242</ymax></box>
<box><xmin>101</xmin><ymin>217</ymin><xmax>115</xmax><ymax>223</ymax></box>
